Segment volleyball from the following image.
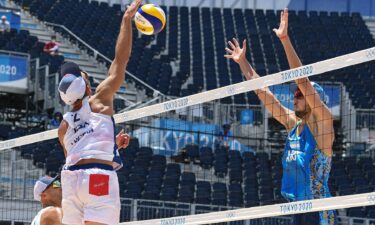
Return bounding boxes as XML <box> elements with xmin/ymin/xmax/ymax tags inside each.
<box><xmin>135</xmin><ymin>4</ymin><xmax>166</xmax><ymax>35</ymax></box>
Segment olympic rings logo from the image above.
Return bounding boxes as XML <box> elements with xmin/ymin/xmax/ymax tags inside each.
<box><xmin>365</xmin><ymin>49</ymin><xmax>375</xmax><ymax>59</ymax></box>
<box><xmin>226</xmin><ymin>86</ymin><xmax>236</xmax><ymax>95</ymax></box>
<box><xmin>367</xmin><ymin>194</ymin><xmax>375</xmax><ymax>203</ymax></box>
<box><xmin>122</xmin><ymin>113</ymin><xmax>129</xmax><ymax>121</ymax></box>
<box><xmin>0</xmin><ymin>140</ymin><xmax>15</xmax><ymax>149</ymax></box>
<box><xmin>226</xmin><ymin>212</ymin><xmax>235</xmax><ymax>218</ymax></box>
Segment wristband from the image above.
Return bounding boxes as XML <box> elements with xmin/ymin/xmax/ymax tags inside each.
<box><xmin>279</xmin><ymin>35</ymin><xmax>288</xmax><ymax>40</ymax></box>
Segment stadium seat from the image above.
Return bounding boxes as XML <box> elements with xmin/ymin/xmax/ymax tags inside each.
<box><xmin>18</xmin><ymin>0</ymin><xmax>375</xmax><ymax>106</ymax></box>
<box><xmin>196</xmin><ymin>181</ymin><xmax>211</xmax><ymax>204</ymax></box>
<box><xmin>212</xmin><ymin>182</ymin><xmax>227</xmax><ymax>206</ymax></box>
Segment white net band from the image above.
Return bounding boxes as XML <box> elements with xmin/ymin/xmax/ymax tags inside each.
<box><xmin>122</xmin><ymin>192</ymin><xmax>375</xmax><ymax>225</ymax></box>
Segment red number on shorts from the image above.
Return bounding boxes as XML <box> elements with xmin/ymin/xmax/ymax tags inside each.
<box><xmin>89</xmin><ymin>174</ymin><xmax>109</xmax><ymax>196</ymax></box>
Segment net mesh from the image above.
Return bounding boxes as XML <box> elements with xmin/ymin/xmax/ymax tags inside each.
<box><xmin>0</xmin><ymin>48</ymin><xmax>375</xmax><ymax>225</ymax></box>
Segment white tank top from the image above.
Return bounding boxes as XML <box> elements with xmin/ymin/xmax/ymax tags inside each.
<box><xmin>31</xmin><ymin>209</ymin><xmax>43</xmax><ymax>225</ymax></box>
<box><xmin>63</xmin><ymin>97</ymin><xmax>116</xmax><ymax>166</ymax></box>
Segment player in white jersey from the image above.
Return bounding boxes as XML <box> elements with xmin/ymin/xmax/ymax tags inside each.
<box><xmin>31</xmin><ymin>134</ymin><xmax>129</xmax><ymax>225</ymax></box>
<box><xmin>32</xmin><ymin>175</ymin><xmax>63</xmax><ymax>225</ymax></box>
<box><xmin>57</xmin><ymin>1</ymin><xmax>141</xmax><ymax>224</ymax></box>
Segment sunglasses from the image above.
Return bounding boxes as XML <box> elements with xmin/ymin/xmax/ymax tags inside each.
<box><xmin>294</xmin><ymin>89</ymin><xmax>304</xmax><ymax>99</ymax></box>
<box><xmin>44</xmin><ymin>179</ymin><xmax>61</xmax><ymax>192</ymax></box>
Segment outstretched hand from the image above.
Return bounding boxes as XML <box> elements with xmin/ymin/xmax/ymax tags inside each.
<box><xmin>116</xmin><ymin>129</ymin><xmax>130</xmax><ymax>150</ymax></box>
<box><xmin>124</xmin><ymin>0</ymin><xmax>142</xmax><ymax>18</ymax></box>
<box><xmin>224</xmin><ymin>38</ymin><xmax>247</xmax><ymax>64</ymax></box>
<box><xmin>273</xmin><ymin>8</ymin><xmax>289</xmax><ymax>39</ymax></box>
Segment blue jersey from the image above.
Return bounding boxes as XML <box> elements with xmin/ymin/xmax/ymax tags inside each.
<box><xmin>282</xmin><ymin>121</ymin><xmax>336</xmax><ymax>224</ymax></box>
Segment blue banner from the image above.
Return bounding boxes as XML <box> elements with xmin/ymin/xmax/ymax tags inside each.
<box><xmin>0</xmin><ymin>54</ymin><xmax>28</xmax><ymax>93</ymax></box>
<box><xmin>270</xmin><ymin>84</ymin><xmax>341</xmax><ymax>116</ymax></box>
<box><xmin>241</xmin><ymin>109</ymin><xmax>254</xmax><ymax>125</ymax></box>
<box><xmin>133</xmin><ymin>119</ymin><xmax>254</xmax><ymax>155</ymax></box>
<box><xmin>0</xmin><ymin>54</ymin><xmax>28</xmax><ymax>82</ymax></box>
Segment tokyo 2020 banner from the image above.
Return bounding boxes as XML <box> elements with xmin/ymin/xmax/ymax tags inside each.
<box><xmin>0</xmin><ymin>54</ymin><xmax>28</xmax><ymax>94</ymax></box>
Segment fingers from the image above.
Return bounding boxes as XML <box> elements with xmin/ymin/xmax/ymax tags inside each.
<box><xmin>135</xmin><ymin>0</ymin><xmax>142</xmax><ymax>7</ymax></box>
<box><xmin>272</xmin><ymin>28</ymin><xmax>277</xmax><ymax>33</ymax></box>
<box><xmin>119</xmin><ymin>133</ymin><xmax>130</xmax><ymax>149</ymax></box>
<box><xmin>225</xmin><ymin>47</ymin><xmax>233</xmax><ymax>54</ymax></box>
<box><xmin>228</xmin><ymin>41</ymin><xmax>236</xmax><ymax>50</ymax></box>
<box><xmin>125</xmin><ymin>0</ymin><xmax>142</xmax><ymax>15</ymax></box>
<box><xmin>224</xmin><ymin>55</ymin><xmax>233</xmax><ymax>59</ymax></box>
<box><xmin>284</xmin><ymin>8</ymin><xmax>289</xmax><ymax>23</ymax></box>
<box><xmin>116</xmin><ymin>129</ymin><xmax>124</xmax><ymax>138</ymax></box>
<box><xmin>123</xmin><ymin>134</ymin><xmax>130</xmax><ymax>148</ymax></box>
<box><xmin>233</xmin><ymin>38</ymin><xmax>240</xmax><ymax>47</ymax></box>
<box><xmin>242</xmin><ymin>39</ymin><xmax>247</xmax><ymax>52</ymax></box>
<box><xmin>124</xmin><ymin>134</ymin><xmax>130</xmax><ymax>142</ymax></box>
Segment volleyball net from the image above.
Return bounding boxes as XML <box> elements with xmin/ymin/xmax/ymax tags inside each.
<box><xmin>0</xmin><ymin>47</ymin><xmax>374</xmax><ymax>149</ymax></box>
<box><xmin>0</xmin><ymin>47</ymin><xmax>374</xmax><ymax>224</ymax></box>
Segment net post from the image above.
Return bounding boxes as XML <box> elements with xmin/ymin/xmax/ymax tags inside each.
<box><xmin>191</xmin><ymin>204</ymin><xmax>196</xmax><ymax>215</ymax></box>
<box><xmin>262</xmin><ymin>104</ymin><xmax>268</xmax><ymax>151</ymax></box>
<box><xmin>131</xmin><ymin>199</ymin><xmax>138</xmax><ymax>221</ymax></box>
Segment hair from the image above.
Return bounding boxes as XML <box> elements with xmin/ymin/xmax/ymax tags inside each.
<box><xmin>54</xmin><ymin>112</ymin><xmax>63</xmax><ymax>121</ymax></box>
<box><xmin>51</xmin><ymin>35</ymin><xmax>56</xmax><ymax>40</ymax></box>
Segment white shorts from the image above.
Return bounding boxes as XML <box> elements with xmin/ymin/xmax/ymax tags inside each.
<box><xmin>61</xmin><ymin>167</ymin><xmax>120</xmax><ymax>225</ymax></box>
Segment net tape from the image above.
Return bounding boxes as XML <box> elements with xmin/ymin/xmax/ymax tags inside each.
<box><xmin>122</xmin><ymin>192</ymin><xmax>375</xmax><ymax>225</ymax></box>
<box><xmin>0</xmin><ymin>47</ymin><xmax>374</xmax><ymax>151</ymax></box>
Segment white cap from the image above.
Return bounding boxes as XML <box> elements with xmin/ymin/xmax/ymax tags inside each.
<box><xmin>58</xmin><ymin>61</ymin><xmax>87</xmax><ymax>105</ymax></box>
<box><xmin>58</xmin><ymin>74</ymin><xmax>86</xmax><ymax>105</ymax></box>
<box><xmin>33</xmin><ymin>176</ymin><xmax>59</xmax><ymax>201</ymax></box>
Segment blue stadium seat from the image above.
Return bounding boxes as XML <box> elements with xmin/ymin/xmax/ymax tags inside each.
<box><xmin>214</xmin><ymin>147</ymin><xmax>228</xmax><ymax>177</ymax></box>
<box><xmin>18</xmin><ymin>0</ymin><xmax>374</xmax><ymax>107</ymax></box>
<box><xmin>199</xmin><ymin>147</ymin><xmax>213</xmax><ymax>169</ymax></box>
<box><xmin>178</xmin><ymin>172</ymin><xmax>196</xmax><ymax>202</ymax></box>
<box><xmin>212</xmin><ymin>182</ymin><xmax>227</xmax><ymax>206</ymax></box>
<box><xmin>229</xmin><ymin>183</ymin><xmax>243</xmax><ymax>207</ymax></box>
<box><xmin>196</xmin><ymin>181</ymin><xmax>211</xmax><ymax>204</ymax></box>
<box><xmin>185</xmin><ymin>144</ymin><xmax>199</xmax><ymax>162</ymax></box>
<box><xmin>347</xmin><ymin>207</ymin><xmax>365</xmax><ymax>218</ymax></box>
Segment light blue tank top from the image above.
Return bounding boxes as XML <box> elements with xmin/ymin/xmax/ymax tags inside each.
<box><xmin>281</xmin><ymin>120</ymin><xmax>332</xmax><ymax>200</ymax></box>
<box><xmin>281</xmin><ymin>121</ymin><xmax>336</xmax><ymax>224</ymax></box>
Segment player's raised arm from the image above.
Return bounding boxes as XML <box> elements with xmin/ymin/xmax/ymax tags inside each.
<box><xmin>95</xmin><ymin>0</ymin><xmax>142</xmax><ymax>104</ymax></box>
<box><xmin>275</xmin><ymin>8</ymin><xmax>333</xmax><ymax>128</ymax></box>
<box><xmin>273</xmin><ymin>8</ymin><xmax>302</xmax><ymax>69</ymax></box>
<box><xmin>225</xmin><ymin>38</ymin><xmax>296</xmax><ymax>131</ymax></box>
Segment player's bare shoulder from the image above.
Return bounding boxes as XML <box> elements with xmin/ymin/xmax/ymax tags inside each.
<box><xmin>88</xmin><ymin>95</ymin><xmax>113</xmax><ymax>115</ymax></box>
<box><xmin>40</xmin><ymin>207</ymin><xmax>62</xmax><ymax>225</ymax></box>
